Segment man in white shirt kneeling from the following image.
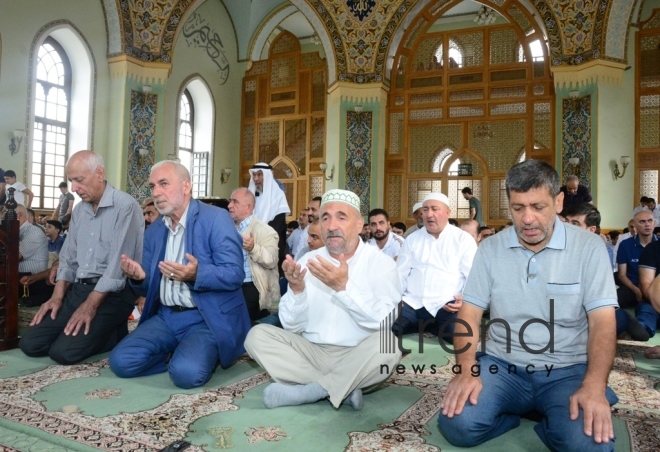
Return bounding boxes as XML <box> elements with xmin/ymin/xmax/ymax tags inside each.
<box><xmin>245</xmin><ymin>189</ymin><xmax>402</xmax><ymax>410</ymax></box>
<box><xmin>394</xmin><ymin>193</ymin><xmax>477</xmax><ymax>342</ymax></box>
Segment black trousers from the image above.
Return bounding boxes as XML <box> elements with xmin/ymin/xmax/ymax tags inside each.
<box><xmin>19</xmin><ymin>272</ymin><xmax>54</xmax><ymax>307</ymax></box>
<box><xmin>241</xmin><ymin>281</ymin><xmax>269</xmax><ymax>323</ymax></box>
<box><xmin>19</xmin><ymin>282</ymin><xmax>134</xmax><ymax>365</ymax></box>
<box><xmin>617</xmin><ymin>284</ymin><xmax>641</xmax><ymax>309</ymax></box>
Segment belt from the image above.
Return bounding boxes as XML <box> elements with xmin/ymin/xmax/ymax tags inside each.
<box><xmin>167</xmin><ymin>305</ymin><xmax>198</xmax><ymax>312</ymax></box>
<box><xmin>77</xmin><ymin>277</ymin><xmax>101</xmax><ymax>285</ymax></box>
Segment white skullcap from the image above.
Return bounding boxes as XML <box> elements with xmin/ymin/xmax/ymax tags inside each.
<box><xmin>321</xmin><ymin>189</ymin><xmax>360</xmax><ymax>212</ymax></box>
<box><xmin>423</xmin><ymin>192</ymin><xmax>450</xmax><ymax>207</ymax></box>
<box><xmin>412</xmin><ymin>202</ymin><xmax>423</xmax><ymax>213</ymax></box>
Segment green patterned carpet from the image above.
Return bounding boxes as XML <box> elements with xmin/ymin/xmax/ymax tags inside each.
<box><xmin>0</xmin><ymin>312</ymin><xmax>659</xmax><ymax>451</ymax></box>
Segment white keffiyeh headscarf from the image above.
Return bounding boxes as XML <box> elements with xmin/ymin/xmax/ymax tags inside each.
<box><xmin>248</xmin><ymin>163</ymin><xmax>290</xmax><ymax>222</ymax></box>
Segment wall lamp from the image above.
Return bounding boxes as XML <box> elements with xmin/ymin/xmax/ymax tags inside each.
<box><xmin>220</xmin><ymin>168</ymin><xmax>232</xmax><ymax>184</ymax></box>
<box><xmin>142</xmin><ymin>84</ymin><xmax>152</xmax><ymax>106</ymax></box>
<box><xmin>613</xmin><ymin>156</ymin><xmax>631</xmax><ymax>180</ymax></box>
<box><xmin>9</xmin><ymin>129</ymin><xmax>26</xmax><ymax>156</ymax></box>
<box><xmin>353</xmin><ymin>160</ymin><xmax>364</xmax><ymax>180</ymax></box>
<box><xmin>137</xmin><ymin>147</ymin><xmax>149</xmax><ymax>166</ymax></box>
<box><xmin>319</xmin><ymin>162</ymin><xmax>334</xmax><ymax>181</ymax></box>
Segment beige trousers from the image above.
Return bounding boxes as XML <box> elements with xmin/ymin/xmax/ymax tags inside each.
<box><xmin>245</xmin><ymin>324</ymin><xmax>402</xmax><ymax>407</ymax></box>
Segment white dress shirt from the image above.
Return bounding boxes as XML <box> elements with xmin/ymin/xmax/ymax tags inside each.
<box><xmin>292</xmin><ymin>224</ymin><xmax>309</xmax><ymax>257</ymax></box>
<box><xmin>368</xmin><ymin>230</ymin><xmax>404</xmax><ymax>259</ymax></box>
<box><xmin>279</xmin><ymin>240</ymin><xmax>402</xmax><ymax>346</ymax></box>
<box><xmin>397</xmin><ymin>224</ymin><xmax>477</xmax><ymax>316</ymax></box>
<box><xmin>160</xmin><ymin>205</ymin><xmax>195</xmax><ymax>308</ymax></box>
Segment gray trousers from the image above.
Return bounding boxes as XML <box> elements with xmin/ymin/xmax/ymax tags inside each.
<box><xmin>245</xmin><ymin>324</ymin><xmax>402</xmax><ymax>407</ymax></box>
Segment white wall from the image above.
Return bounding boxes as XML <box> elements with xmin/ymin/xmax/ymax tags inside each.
<box><xmin>0</xmin><ymin>0</ymin><xmax>111</xmax><ymax>184</ymax></box>
<box><xmin>164</xmin><ymin>0</ymin><xmax>245</xmax><ymax>197</ymax></box>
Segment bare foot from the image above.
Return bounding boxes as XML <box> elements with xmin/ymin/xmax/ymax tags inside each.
<box><xmin>643</xmin><ymin>345</ymin><xmax>660</xmax><ymax>359</ymax></box>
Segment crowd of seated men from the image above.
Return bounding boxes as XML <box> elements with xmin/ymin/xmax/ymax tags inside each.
<box><xmin>5</xmin><ymin>153</ymin><xmax>660</xmax><ymax>452</ymax></box>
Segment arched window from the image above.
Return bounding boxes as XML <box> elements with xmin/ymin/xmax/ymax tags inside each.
<box><xmin>178</xmin><ymin>89</ymin><xmax>194</xmax><ymax>178</ymax></box>
<box><xmin>432</xmin><ymin>148</ymin><xmax>456</xmax><ymax>173</ymax></box>
<box><xmin>435</xmin><ymin>40</ymin><xmax>463</xmax><ymax>68</ymax></box>
<box><xmin>31</xmin><ymin>37</ymin><xmax>71</xmax><ymax>209</ymax></box>
<box><xmin>178</xmin><ymin>79</ymin><xmax>214</xmax><ymax>198</ymax></box>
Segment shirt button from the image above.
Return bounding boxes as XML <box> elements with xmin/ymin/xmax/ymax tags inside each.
<box><xmin>531</xmin><ymin>258</ymin><xmax>536</xmax><ymax>262</ymax></box>
<box><xmin>529</xmin><ymin>275</ymin><xmax>535</xmax><ymax>279</ymax></box>
<box><xmin>89</xmin><ymin>248</ymin><xmax>92</xmax><ymax>251</ymax></box>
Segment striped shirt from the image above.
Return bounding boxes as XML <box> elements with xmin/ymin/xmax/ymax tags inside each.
<box><xmin>160</xmin><ymin>205</ymin><xmax>195</xmax><ymax>308</ymax></box>
<box><xmin>57</xmin><ymin>183</ymin><xmax>143</xmax><ymax>293</ymax></box>
<box><xmin>19</xmin><ymin>222</ymin><xmax>49</xmax><ymax>274</ymax></box>
<box><xmin>237</xmin><ymin>215</ymin><xmax>253</xmax><ymax>283</ymax></box>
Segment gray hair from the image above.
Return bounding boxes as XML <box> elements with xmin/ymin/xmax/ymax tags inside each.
<box><xmin>151</xmin><ymin>160</ymin><xmax>191</xmax><ymax>182</ymax></box>
<box><xmin>15</xmin><ymin>204</ymin><xmax>26</xmax><ymax>215</ymax></box>
<box><xmin>67</xmin><ymin>151</ymin><xmax>105</xmax><ymax>172</ymax></box>
<box><xmin>505</xmin><ymin>160</ymin><xmax>560</xmax><ymax>199</ymax></box>
<box><xmin>566</xmin><ymin>175</ymin><xmax>579</xmax><ymax>183</ymax></box>
<box><xmin>231</xmin><ymin>187</ymin><xmax>255</xmax><ymax>209</ymax></box>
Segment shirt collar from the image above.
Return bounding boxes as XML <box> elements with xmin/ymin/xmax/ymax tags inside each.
<box><xmin>507</xmin><ymin>216</ymin><xmax>566</xmax><ymax>251</ymax></box>
<box><xmin>238</xmin><ymin>214</ymin><xmax>253</xmax><ymax>232</ymax></box>
<box><xmin>634</xmin><ymin>234</ymin><xmax>658</xmax><ymax>246</ymax></box>
<box><xmin>162</xmin><ymin>203</ymin><xmax>190</xmax><ymax>233</ymax></box>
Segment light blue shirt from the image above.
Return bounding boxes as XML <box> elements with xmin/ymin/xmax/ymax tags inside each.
<box><xmin>237</xmin><ymin>215</ymin><xmax>253</xmax><ymax>283</ymax></box>
<box><xmin>160</xmin><ymin>205</ymin><xmax>195</xmax><ymax>308</ymax></box>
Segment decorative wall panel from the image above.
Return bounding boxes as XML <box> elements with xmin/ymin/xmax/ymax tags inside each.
<box><xmin>489</xmin><ymin>178</ymin><xmax>511</xmax><ymax>220</ymax></box>
<box><xmin>271</xmin><ymin>57</ymin><xmax>297</xmax><ymax>88</ymax></box>
<box><xmin>410</xmin><ymin>93</ymin><xmax>442</xmax><ymax>105</ymax></box>
<box><xmin>127</xmin><ymin>90</ymin><xmax>157</xmax><ymax>201</ymax></box>
<box><xmin>449</xmin><ymin>32</ymin><xmax>484</xmax><ymax>67</ymax></box>
<box><xmin>490</xmin><ymin>103</ymin><xmax>526</xmax><ymax>115</ymax></box>
<box><xmin>311</xmin><ymin>118</ymin><xmax>325</xmax><ymax>159</ymax></box>
<box><xmin>346</xmin><ymin>111</ymin><xmax>372</xmax><ymax>216</ymax></box>
<box><xmin>389</xmin><ymin>112</ymin><xmax>404</xmax><ymax>155</ymax></box>
<box><xmin>470</xmin><ymin>120</ymin><xmax>525</xmax><ymax>172</ymax></box>
<box><xmin>640</xmin><ymin>170</ymin><xmax>659</xmax><ymax>200</ymax></box>
<box><xmin>412</xmin><ymin>37</ymin><xmax>443</xmax><ymax>72</ymax></box>
<box><xmin>285</xmin><ymin>119</ymin><xmax>307</xmax><ymax>174</ymax></box>
<box><xmin>640</xmin><ymin>95</ymin><xmax>660</xmax><ymax>149</ymax></box>
<box><xmin>311</xmin><ymin>175</ymin><xmax>324</xmax><ymax>198</ymax></box>
<box><xmin>489</xmin><ymin>29</ymin><xmax>521</xmax><ymax>65</ymax></box>
<box><xmin>258</xmin><ymin>122</ymin><xmax>280</xmax><ymax>164</ymax></box>
<box><xmin>242</xmin><ymin>124</ymin><xmax>255</xmax><ymax>162</ymax></box>
<box><xmin>387</xmin><ymin>175</ymin><xmax>403</xmax><ymax>218</ymax></box>
<box><xmin>490</xmin><ymin>86</ymin><xmax>526</xmax><ymax>99</ymax></box>
<box><xmin>534</xmin><ymin>102</ymin><xmax>552</xmax><ymax>149</ymax></box>
<box><xmin>409</xmin><ymin>124</ymin><xmax>462</xmax><ymax>173</ymax></box>
<box><xmin>562</xmin><ymin>96</ymin><xmax>592</xmax><ymax>188</ymax></box>
<box><xmin>410</xmin><ymin>108</ymin><xmax>442</xmax><ymax>120</ymax></box>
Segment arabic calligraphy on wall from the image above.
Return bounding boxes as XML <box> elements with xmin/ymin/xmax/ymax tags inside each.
<box><xmin>182</xmin><ymin>12</ymin><xmax>230</xmax><ymax>84</ymax></box>
<box><xmin>346</xmin><ymin>0</ymin><xmax>376</xmax><ymax>21</ymax></box>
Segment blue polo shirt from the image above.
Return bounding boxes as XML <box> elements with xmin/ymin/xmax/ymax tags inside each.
<box><xmin>48</xmin><ymin>234</ymin><xmax>65</xmax><ymax>254</ymax></box>
<box><xmin>616</xmin><ymin>235</ymin><xmax>658</xmax><ymax>286</ymax></box>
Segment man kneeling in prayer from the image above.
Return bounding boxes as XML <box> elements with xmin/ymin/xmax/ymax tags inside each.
<box><xmin>245</xmin><ymin>189</ymin><xmax>402</xmax><ymax>410</ymax></box>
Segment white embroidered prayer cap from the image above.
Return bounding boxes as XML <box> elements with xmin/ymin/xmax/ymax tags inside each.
<box><xmin>423</xmin><ymin>192</ymin><xmax>450</xmax><ymax>207</ymax></box>
<box><xmin>412</xmin><ymin>202</ymin><xmax>423</xmax><ymax>214</ymax></box>
<box><xmin>321</xmin><ymin>189</ymin><xmax>360</xmax><ymax>213</ymax></box>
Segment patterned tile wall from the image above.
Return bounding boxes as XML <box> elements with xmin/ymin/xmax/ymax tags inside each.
<box><xmin>127</xmin><ymin>90</ymin><xmax>157</xmax><ymax>201</ymax></box>
<box><xmin>345</xmin><ymin>110</ymin><xmax>372</xmax><ymax>216</ymax></box>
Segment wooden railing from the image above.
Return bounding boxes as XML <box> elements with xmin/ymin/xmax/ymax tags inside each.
<box><xmin>0</xmin><ymin>187</ymin><xmax>20</xmax><ymax>350</ymax></box>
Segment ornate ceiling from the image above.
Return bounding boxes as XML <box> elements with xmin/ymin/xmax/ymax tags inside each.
<box><xmin>102</xmin><ymin>0</ymin><xmax>641</xmax><ymax>83</ymax></box>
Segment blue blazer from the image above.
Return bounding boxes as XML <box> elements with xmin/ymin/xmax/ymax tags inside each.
<box><xmin>132</xmin><ymin>199</ymin><xmax>250</xmax><ymax>367</ymax></box>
